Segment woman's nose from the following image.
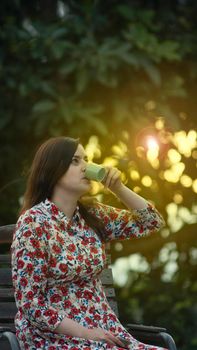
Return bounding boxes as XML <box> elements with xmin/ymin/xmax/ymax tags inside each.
<box><xmin>82</xmin><ymin>159</ymin><xmax>87</xmax><ymax>172</ymax></box>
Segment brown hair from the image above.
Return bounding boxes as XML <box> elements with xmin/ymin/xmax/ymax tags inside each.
<box><xmin>21</xmin><ymin>136</ymin><xmax>105</xmax><ymax>241</ymax></box>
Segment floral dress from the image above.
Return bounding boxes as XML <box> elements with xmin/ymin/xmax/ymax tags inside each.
<box><xmin>11</xmin><ymin>198</ymin><xmax>167</xmax><ymax>350</ymax></box>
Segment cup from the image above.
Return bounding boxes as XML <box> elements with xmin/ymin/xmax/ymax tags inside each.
<box><xmin>85</xmin><ymin>163</ymin><xmax>106</xmax><ymax>182</ymax></box>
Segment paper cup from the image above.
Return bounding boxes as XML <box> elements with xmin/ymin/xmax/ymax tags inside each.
<box><xmin>85</xmin><ymin>163</ymin><xmax>106</xmax><ymax>182</ymax></box>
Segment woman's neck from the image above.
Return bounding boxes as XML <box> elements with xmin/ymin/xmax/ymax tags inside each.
<box><xmin>51</xmin><ymin>188</ymin><xmax>78</xmax><ymax>220</ymax></box>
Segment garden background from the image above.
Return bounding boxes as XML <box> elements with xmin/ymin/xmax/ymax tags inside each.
<box><xmin>0</xmin><ymin>1</ymin><xmax>197</xmax><ymax>349</ymax></box>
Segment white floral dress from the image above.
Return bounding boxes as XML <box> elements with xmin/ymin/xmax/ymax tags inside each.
<box><xmin>11</xmin><ymin>199</ymin><xmax>167</xmax><ymax>350</ymax></box>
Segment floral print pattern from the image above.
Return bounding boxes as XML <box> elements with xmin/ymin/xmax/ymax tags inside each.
<box><xmin>11</xmin><ymin>199</ymin><xmax>166</xmax><ymax>350</ymax></box>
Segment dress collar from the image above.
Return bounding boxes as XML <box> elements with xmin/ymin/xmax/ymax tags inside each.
<box><xmin>42</xmin><ymin>198</ymin><xmax>80</xmax><ymax>223</ymax></box>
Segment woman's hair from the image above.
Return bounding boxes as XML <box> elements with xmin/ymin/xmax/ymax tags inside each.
<box><xmin>21</xmin><ymin>136</ymin><xmax>105</xmax><ymax>241</ymax></box>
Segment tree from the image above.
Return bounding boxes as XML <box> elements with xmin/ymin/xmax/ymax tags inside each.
<box><xmin>0</xmin><ymin>1</ymin><xmax>196</xmax><ymax>349</ymax></box>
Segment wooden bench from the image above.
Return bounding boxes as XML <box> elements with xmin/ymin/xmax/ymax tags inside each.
<box><xmin>0</xmin><ymin>225</ymin><xmax>177</xmax><ymax>350</ymax></box>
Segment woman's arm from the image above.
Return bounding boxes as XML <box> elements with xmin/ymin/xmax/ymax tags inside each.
<box><xmin>88</xmin><ymin>166</ymin><xmax>165</xmax><ymax>241</ymax></box>
<box><xmin>102</xmin><ymin>167</ymin><xmax>148</xmax><ymax>209</ymax></box>
<box><xmin>55</xmin><ymin>317</ymin><xmax>88</xmax><ymax>337</ymax></box>
<box><xmin>11</xmin><ymin>216</ymin><xmax>66</xmax><ymax>332</ymax></box>
<box><xmin>112</xmin><ymin>183</ymin><xmax>148</xmax><ymax>210</ymax></box>
<box><xmin>55</xmin><ymin>317</ymin><xmax>126</xmax><ymax>347</ymax></box>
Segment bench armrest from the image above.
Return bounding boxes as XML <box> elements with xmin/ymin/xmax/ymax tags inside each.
<box><xmin>126</xmin><ymin>323</ymin><xmax>177</xmax><ymax>350</ymax></box>
<box><xmin>0</xmin><ymin>328</ymin><xmax>20</xmax><ymax>350</ymax></box>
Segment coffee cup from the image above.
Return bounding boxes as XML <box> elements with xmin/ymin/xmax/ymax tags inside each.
<box><xmin>85</xmin><ymin>163</ymin><xmax>106</xmax><ymax>182</ymax></box>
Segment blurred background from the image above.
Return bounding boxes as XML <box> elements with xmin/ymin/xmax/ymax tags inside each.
<box><xmin>0</xmin><ymin>1</ymin><xmax>197</xmax><ymax>349</ymax></box>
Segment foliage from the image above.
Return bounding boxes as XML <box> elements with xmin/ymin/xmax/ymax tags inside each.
<box><xmin>0</xmin><ymin>1</ymin><xmax>197</xmax><ymax>349</ymax></box>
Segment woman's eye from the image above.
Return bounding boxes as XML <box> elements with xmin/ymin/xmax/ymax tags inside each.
<box><xmin>72</xmin><ymin>158</ymin><xmax>79</xmax><ymax>165</ymax></box>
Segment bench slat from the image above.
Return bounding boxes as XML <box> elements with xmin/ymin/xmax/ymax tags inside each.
<box><xmin>0</xmin><ymin>288</ymin><xmax>14</xmax><ymax>300</ymax></box>
<box><xmin>0</xmin><ymin>254</ymin><xmax>11</xmax><ymax>265</ymax></box>
<box><xmin>100</xmin><ymin>268</ymin><xmax>113</xmax><ymax>285</ymax></box>
<box><xmin>0</xmin><ymin>268</ymin><xmax>12</xmax><ymax>286</ymax></box>
<box><xmin>0</xmin><ymin>268</ymin><xmax>114</xmax><ymax>286</ymax></box>
<box><xmin>0</xmin><ymin>302</ymin><xmax>17</xmax><ymax>321</ymax></box>
<box><xmin>0</xmin><ymin>288</ymin><xmax>115</xmax><ymax>300</ymax></box>
<box><xmin>0</xmin><ymin>225</ymin><xmax>15</xmax><ymax>243</ymax></box>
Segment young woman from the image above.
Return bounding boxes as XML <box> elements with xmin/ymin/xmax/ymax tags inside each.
<box><xmin>11</xmin><ymin>136</ymin><xmax>167</xmax><ymax>350</ymax></box>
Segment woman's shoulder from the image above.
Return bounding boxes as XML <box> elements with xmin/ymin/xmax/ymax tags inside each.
<box><xmin>16</xmin><ymin>201</ymin><xmax>47</xmax><ymax>227</ymax></box>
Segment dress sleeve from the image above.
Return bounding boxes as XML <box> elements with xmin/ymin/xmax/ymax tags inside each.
<box><xmin>88</xmin><ymin>202</ymin><xmax>165</xmax><ymax>241</ymax></box>
<box><xmin>11</xmin><ymin>213</ymin><xmax>66</xmax><ymax>331</ymax></box>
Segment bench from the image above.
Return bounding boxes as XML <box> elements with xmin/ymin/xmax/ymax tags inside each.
<box><xmin>0</xmin><ymin>224</ymin><xmax>177</xmax><ymax>350</ymax></box>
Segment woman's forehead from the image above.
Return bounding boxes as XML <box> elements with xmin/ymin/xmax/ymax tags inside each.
<box><xmin>74</xmin><ymin>144</ymin><xmax>86</xmax><ymax>156</ymax></box>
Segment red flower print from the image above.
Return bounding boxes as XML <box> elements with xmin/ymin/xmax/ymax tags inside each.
<box><xmin>93</xmin><ymin>258</ymin><xmax>100</xmax><ymax>265</ymax></box>
<box><xmin>30</xmin><ymin>238</ymin><xmax>40</xmax><ymax>248</ymax></box>
<box><xmin>24</xmin><ymin>217</ymin><xmax>33</xmax><ymax>224</ymax></box>
<box><xmin>59</xmin><ymin>286</ymin><xmax>68</xmax><ymax>296</ymax></box>
<box><xmin>27</xmin><ymin>251</ymin><xmax>34</xmax><ymax>259</ymax></box>
<box><xmin>38</xmin><ymin>296</ymin><xmax>45</xmax><ymax>307</ymax></box>
<box><xmin>67</xmin><ymin>243</ymin><xmax>76</xmax><ymax>252</ymax></box>
<box><xmin>90</xmin><ymin>247</ymin><xmax>98</xmax><ymax>254</ymax></box>
<box><xmin>67</xmin><ymin>255</ymin><xmax>74</xmax><ymax>261</ymax></box>
<box><xmin>84</xmin><ymin>317</ymin><xmax>93</xmax><ymax>325</ymax></box>
<box><xmin>71</xmin><ymin>307</ymin><xmax>79</xmax><ymax>315</ymax></box>
<box><xmin>78</xmin><ymin>254</ymin><xmax>83</xmax><ymax>262</ymax></box>
<box><xmin>50</xmin><ymin>294</ymin><xmax>61</xmax><ymax>303</ymax></box>
<box><xmin>59</xmin><ymin>222</ymin><xmax>66</xmax><ymax>230</ymax></box>
<box><xmin>58</xmin><ymin>339</ymin><xmax>65</xmax><ymax>345</ymax></box>
<box><xmin>44</xmin><ymin>309</ymin><xmax>55</xmax><ymax>317</ymax></box>
<box><xmin>109</xmin><ymin>326</ymin><xmax>115</xmax><ymax>332</ymax></box>
<box><xmin>94</xmin><ymin>314</ymin><xmax>101</xmax><ymax>320</ymax></box>
<box><xmin>102</xmin><ymin>303</ymin><xmax>107</xmax><ymax>311</ymax></box>
<box><xmin>84</xmin><ymin>290</ymin><xmax>93</xmax><ymax>300</ymax></box>
<box><xmin>76</xmin><ymin>290</ymin><xmax>82</xmax><ymax>298</ymax></box>
<box><xmin>109</xmin><ymin>313</ymin><xmax>117</xmax><ymax>321</ymax></box>
<box><xmin>26</xmin><ymin>263</ymin><xmax>34</xmax><ymax>274</ymax></box>
<box><xmin>33</xmin><ymin>275</ymin><xmax>41</xmax><ymax>282</ymax></box>
<box><xmin>49</xmin><ymin>257</ymin><xmax>57</xmax><ymax>267</ymax></box>
<box><xmin>36</xmin><ymin>227</ymin><xmax>43</xmax><ymax>237</ymax></box>
<box><xmin>17</xmin><ymin>259</ymin><xmax>25</xmax><ymax>269</ymax></box>
<box><xmin>85</xmin><ymin>258</ymin><xmax>91</xmax><ymax>266</ymax></box>
<box><xmin>64</xmin><ymin>300</ymin><xmax>72</xmax><ymax>308</ymax></box>
<box><xmin>16</xmin><ymin>250</ymin><xmax>23</xmax><ymax>258</ymax></box>
<box><xmin>89</xmin><ymin>306</ymin><xmax>95</xmax><ymax>314</ymax></box>
<box><xmin>59</xmin><ymin>263</ymin><xmax>68</xmax><ymax>273</ymax></box>
<box><xmin>35</xmin><ymin>309</ymin><xmax>41</xmax><ymax>318</ymax></box>
<box><xmin>76</xmin><ymin>266</ymin><xmax>82</xmax><ymax>273</ymax></box>
<box><xmin>24</xmin><ymin>230</ymin><xmax>32</xmax><ymax>238</ymax></box>
<box><xmin>35</xmin><ymin>250</ymin><xmax>45</xmax><ymax>259</ymax></box>
<box><xmin>16</xmin><ymin>291</ymin><xmax>22</xmax><ymax>300</ymax></box>
<box><xmin>104</xmin><ymin>216</ymin><xmax>109</xmax><ymax>224</ymax></box>
<box><xmin>41</xmin><ymin>264</ymin><xmax>48</xmax><ymax>274</ymax></box>
<box><xmin>52</xmin><ymin>244</ymin><xmax>61</xmax><ymax>254</ymax></box>
<box><xmin>81</xmin><ymin>306</ymin><xmax>86</xmax><ymax>312</ymax></box>
<box><xmin>20</xmin><ymin>277</ymin><xmax>28</xmax><ymax>287</ymax></box>
<box><xmin>89</xmin><ymin>237</ymin><xmax>96</xmax><ymax>243</ymax></box>
<box><xmin>51</xmin><ymin>204</ymin><xmax>59</xmax><ymax>215</ymax></box>
<box><xmin>103</xmin><ymin>315</ymin><xmax>108</xmax><ymax>323</ymax></box>
<box><xmin>81</xmin><ymin>239</ymin><xmax>88</xmax><ymax>246</ymax></box>
<box><xmin>49</xmin><ymin>314</ymin><xmax>58</xmax><ymax>325</ymax></box>
<box><xmin>26</xmin><ymin>291</ymin><xmax>34</xmax><ymax>300</ymax></box>
<box><xmin>57</xmin><ymin>235</ymin><xmax>64</xmax><ymax>244</ymax></box>
<box><xmin>32</xmin><ymin>285</ymin><xmax>38</xmax><ymax>294</ymax></box>
<box><xmin>23</xmin><ymin>302</ymin><xmax>31</xmax><ymax>309</ymax></box>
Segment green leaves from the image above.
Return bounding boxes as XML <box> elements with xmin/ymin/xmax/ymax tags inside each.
<box><xmin>32</xmin><ymin>100</ymin><xmax>56</xmax><ymax>113</ymax></box>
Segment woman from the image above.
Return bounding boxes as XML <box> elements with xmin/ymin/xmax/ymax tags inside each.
<box><xmin>11</xmin><ymin>136</ymin><xmax>167</xmax><ymax>350</ymax></box>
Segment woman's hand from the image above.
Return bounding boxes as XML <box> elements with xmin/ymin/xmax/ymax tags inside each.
<box><xmin>86</xmin><ymin>327</ymin><xmax>128</xmax><ymax>347</ymax></box>
<box><xmin>102</xmin><ymin>166</ymin><xmax>123</xmax><ymax>193</ymax></box>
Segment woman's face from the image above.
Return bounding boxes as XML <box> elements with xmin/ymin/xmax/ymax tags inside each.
<box><xmin>56</xmin><ymin>144</ymin><xmax>91</xmax><ymax>196</ymax></box>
